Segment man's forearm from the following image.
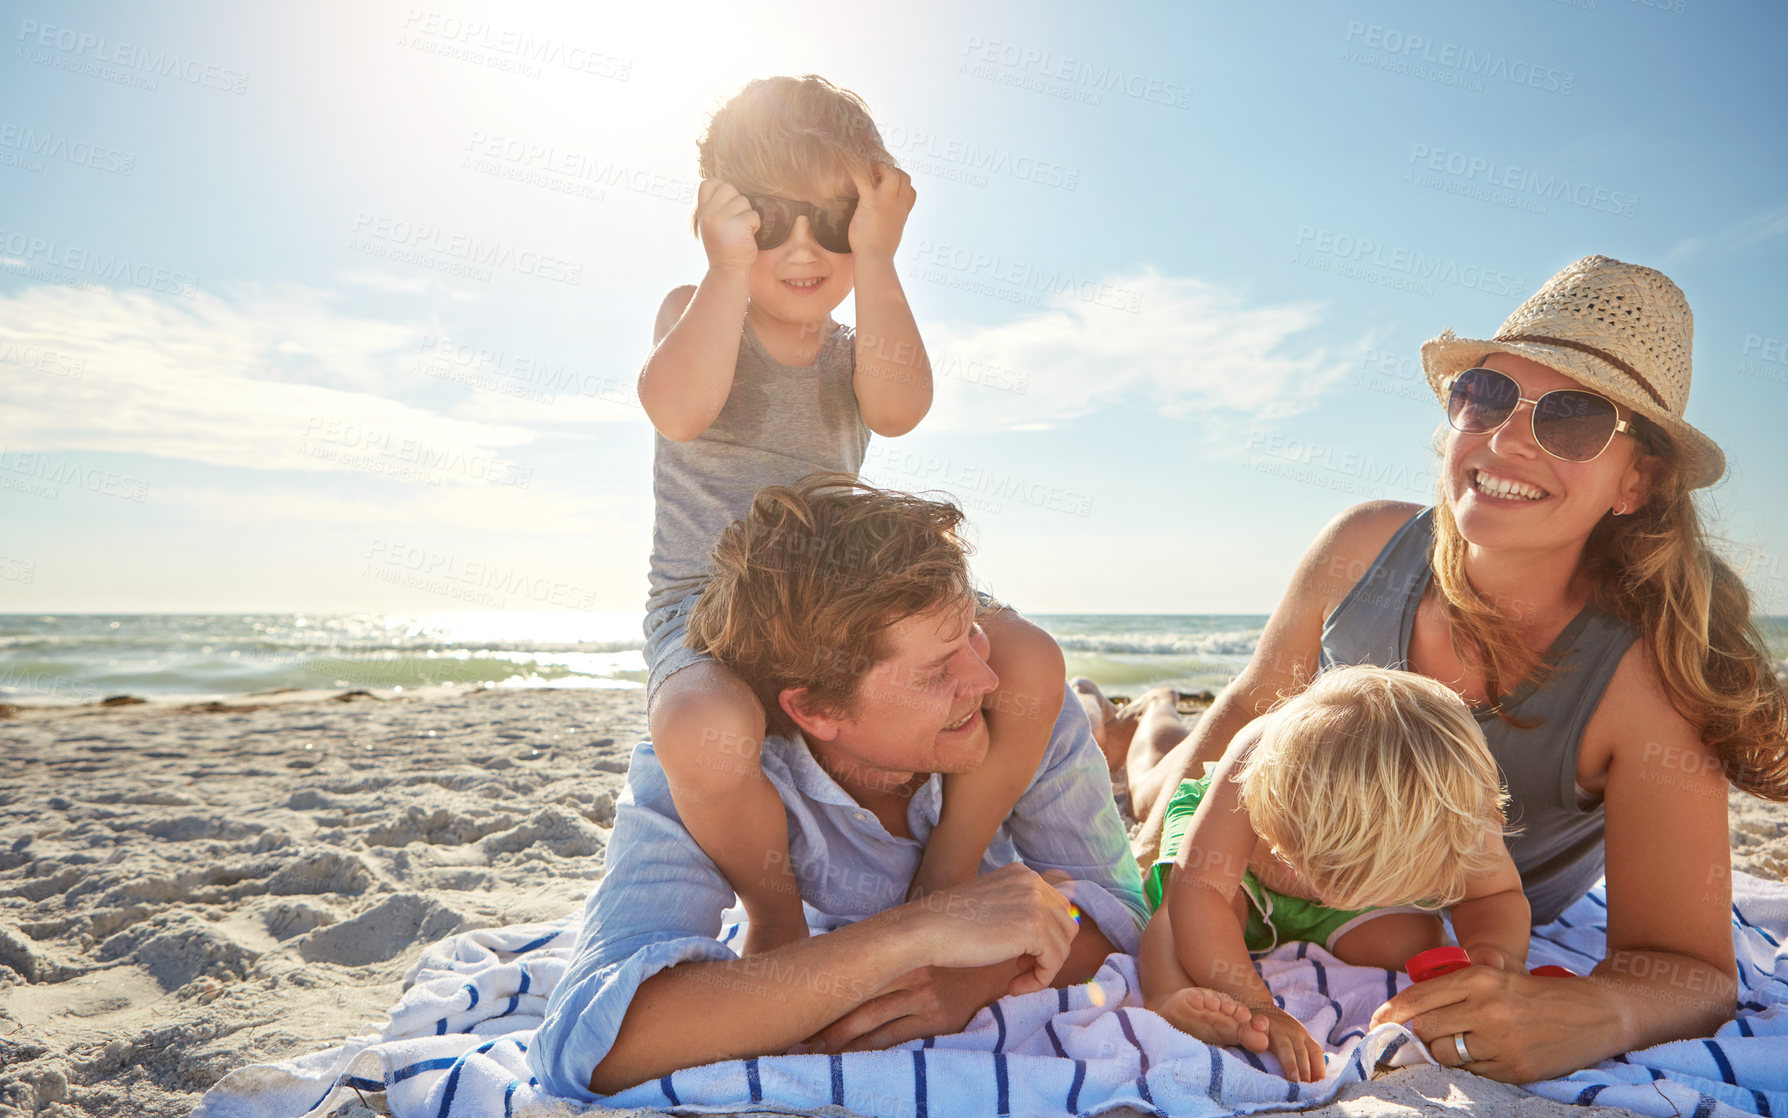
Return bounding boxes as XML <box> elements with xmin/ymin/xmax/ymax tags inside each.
<box><xmin>1059</xmin><ymin>916</ymin><xmax>1119</xmax><ymax>986</ymax></box>
<box><xmin>591</xmin><ymin>905</ymin><xmax>930</xmax><ymax>1093</ymax></box>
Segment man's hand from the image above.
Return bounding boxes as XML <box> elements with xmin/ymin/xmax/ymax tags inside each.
<box><xmin>908</xmin><ymin>863</ymin><xmax>1079</xmax><ymax>993</ymax></box>
<box><xmin>695</xmin><ymin>179</ymin><xmax>759</xmax><ymax>272</ymax></box>
<box><xmin>845</xmin><ymin>161</ymin><xmax>915</xmax><ymax>260</ymax></box>
<box><xmin>799</xmin><ymin>962</ymin><xmax>1010</xmax><ymax>1054</ymax></box>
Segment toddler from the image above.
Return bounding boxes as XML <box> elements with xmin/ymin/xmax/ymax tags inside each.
<box><xmin>1139</xmin><ymin>666</ymin><xmax>1529</xmax><ymax>1081</ymax></box>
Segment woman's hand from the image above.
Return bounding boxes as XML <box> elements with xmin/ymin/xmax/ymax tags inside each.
<box><xmin>1370</xmin><ymin>967</ymin><xmax>1626</xmax><ymax>1082</ymax></box>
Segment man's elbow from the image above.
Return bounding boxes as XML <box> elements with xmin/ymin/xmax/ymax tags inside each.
<box><xmin>588</xmin><ymin>1054</ymin><xmax>646</xmax><ymax>1098</ymax></box>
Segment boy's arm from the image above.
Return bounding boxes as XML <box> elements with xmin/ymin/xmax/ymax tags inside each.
<box><xmin>637</xmin><ymin>180</ymin><xmax>756</xmax><ymax>441</ymax></box>
<box><xmin>1448</xmin><ymin>839</ymin><xmax>1531</xmax><ymax>971</ymax></box>
<box><xmin>1163</xmin><ymin>752</ymin><xmax>1274</xmax><ymax>1007</ymax></box>
<box><xmin>846</xmin><ymin>162</ymin><xmax>930</xmax><ymax>437</ymax></box>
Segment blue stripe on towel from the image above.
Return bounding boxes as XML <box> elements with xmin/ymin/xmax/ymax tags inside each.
<box><xmin>518</xmin><ymin>967</ymin><xmax>531</xmax><ymax>994</ymax></box>
<box><xmin>1241</xmin><ymin>1048</ymin><xmax>1267</xmax><ymax>1073</ymax></box>
<box><xmin>462</xmin><ymin>982</ymin><xmax>479</xmax><ymax>1010</ymax></box>
<box><xmin>435</xmin><ymin>1018</ymin><xmax>447</xmax><ymax>1036</ymax></box>
<box><xmin>393</xmin><ymin>1058</ymin><xmax>458</xmax><ymax>1083</ymax></box>
<box><xmin>1067</xmin><ymin>1059</ymin><xmax>1086</xmax><ymax>1114</ymax></box>
<box><xmin>1738</xmin><ymin>1017</ymin><xmax>1756</xmax><ymax>1038</ymax></box>
<box><xmin>991</xmin><ymin>1001</ymin><xmax>1007</xmax><ymax>1051</ymax></box>
<box><xmin>1287</xmin><ymin>1080</ymin><xmax>1300</xmax><ymax>1103</ymax></box>
<box><xmin>829</xmin><ymin>1054</ymin><xmax>844</xmax><ymax>1107</ymax></box>
<box><xmin>745</xmin><ymin>1058</ymin><xmax>763</xmax><ymax>1103</ymax></box>
<box><xmin>1045</xmin><ymin>1020</ymin><xmax>1068</xmax><ymax>1058</ymax></box>
<box><xmin>503</xmin><ymin>1079</ymin><xmax>516</xmax><ymax>1118</ymax></box>
<box><xmin>659</xmin><ymin>1073</ymin><xmax>679</xmax><ymax>1106</ymax></box>
<box><xmin>1692</xmin><ymin>1094</ymin><xmax>1717</xmax><ymax>1118</ymax></box>
<box><xmin>1059</xmin><ymin>987</ymin><xmax>1070</xmax><ymax>1013</ymax></box>
<box><xmin>435</xmin><ymin>1061</ymin><xmax>463</xmax><ymax>1118</ymax></box>
<box><xmin>1755</xmin><ymin>1089</ymin><xmax>1773</xmax><ymax>1118</ymax></box>
<box><xmin>1576</xmin><ymin>1084</ymin><xmax>1608</xmax><ymax>1105</ymax></box>
<box><xmin>1312</xmin><ymin>958</ymin><xmax>1329</xmax><ymax>998</ymax></box>
<box><xmin>1734</xmin><ymin>903</ymin><xmax>1781</xmax><ymax>947</ymax></box>
<box><xmin>514</xmin><ymin>929</ymin><xmax>558</xmax><ymax>953</ymax></box>
<box><xmin>1207</xmin><ymin>1046</ymin><xmax>1223</xmax><ymax>1097</ymax></box>
<box><xmin>912</xmin><ymin>1049</ymin><xmax>929</xmax><ymax>1118</ymax></box>
<box><xmin>995</xmin><ymin>1052</ymin><xmax>1010</xmax><ymax>1115</ymax></box>
<box><xmin>1385</xmin><ymin>970</ymin><xmax>1398</xmax><ymax>1003</ymax></box>
<box><xmin>1705</xmin><ymin>1040</ymin><xmax>1737</xmax><ymax>1085</ymax></box>
<box><xmin>1379</xmin><ymin>1034</ymin><xmax>1408</xmax><ymax>1064</ymax></box>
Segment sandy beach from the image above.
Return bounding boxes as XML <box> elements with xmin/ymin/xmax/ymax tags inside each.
<box><xmin>2</xmin><ymin>685</ymin><xmax>1783</xmax><ymax>1117</ymax></box>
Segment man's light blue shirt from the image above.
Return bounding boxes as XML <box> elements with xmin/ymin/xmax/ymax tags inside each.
<box><xmin>527</xmin><ymin>690</ymin><xmax>1148</xmax><ymax>1101</ymax></box>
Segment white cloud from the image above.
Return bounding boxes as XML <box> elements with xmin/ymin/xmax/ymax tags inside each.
<box><xmin>336</xmin><ymin>267</ymin><xmax>434</xmax><ymax>294</ymax></box>
<box><xmin>153</xmin><ymin>482</ymin><xmax>631</xmax><ymax>536</ymax></box>
<box><xmin>916</xmin><ymin>268</ymin><xmax>1365</xmax><ymax>436</ymax></box>
<box><xmin>1662</xmin><ymin>203</ymin><xmax>1788</xmax><ymax>267</ymax></box>
<box><xmin>0</xmin><ymin>283</ymin><xmax>535</xmax><ymax>474</ymax></box>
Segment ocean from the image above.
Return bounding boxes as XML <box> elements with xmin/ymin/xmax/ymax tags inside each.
<box><xmin>2</xmin><ymin>612</ymin><xmax>1784</xmax><ymax>706</ymax></box>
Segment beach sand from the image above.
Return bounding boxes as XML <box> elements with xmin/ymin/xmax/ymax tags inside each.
<box><xmin>2</xmin><ymin>686</ymin><xmax>1782</xmax><ymax>1117</ymax></box>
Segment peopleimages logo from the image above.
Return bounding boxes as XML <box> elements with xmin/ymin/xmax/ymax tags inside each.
<box><xmin>1342</xmin><ymin>21</ymin><xmax>1575</xmax><ymax>95</ymax></box>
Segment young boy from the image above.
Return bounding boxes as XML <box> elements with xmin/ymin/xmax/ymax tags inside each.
<box><xmin>1139</xmin><ymin>666</ymin><xmax>1530</xmax><ymax>1082</ymax></box>
<box><xmin>639</xmin><ymin>75</ymin><xmax>1065</xmax><ymax>957</ymax></box>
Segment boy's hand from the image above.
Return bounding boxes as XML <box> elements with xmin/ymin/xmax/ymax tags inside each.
<box><xmin>846</xmin><ymin>161</ymin><xmax>915</xmax><ymax>260</ymax></box>
<box><xmin>1255</xmin><ymin>1006</ymin><xmax>1326</xmax><ymax>1083</ymax></box>
<box><xmin>696</xmin><ymin>179</ymin><xmax>760</xmax><ymax>272</ymax></box>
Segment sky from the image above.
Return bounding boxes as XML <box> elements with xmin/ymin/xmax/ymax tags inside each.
<box><xmin>3</xmin><ymin>0</ymin><xmax>1786</xmax><ymax>617</ymax></box>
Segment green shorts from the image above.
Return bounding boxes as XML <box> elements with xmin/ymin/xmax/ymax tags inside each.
<box><xmin>1146</xmin><ymin>777</ymin><xmax>1413</xmax><ymax>955</ymax></box>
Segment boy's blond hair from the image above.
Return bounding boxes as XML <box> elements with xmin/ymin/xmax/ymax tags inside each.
<box><xmin>694</xmin><ymin>74</ymin><xmax>896</xmax><ymax>221</ymax></box>
<box><xmin>1233</xmin><ymin>665</ymin><xmax>1513</xmax><ymax>912</ymax></box>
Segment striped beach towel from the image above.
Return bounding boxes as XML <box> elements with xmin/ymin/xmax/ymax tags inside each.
<box><xmin>196</xmin><ymin>871</ymin><xmax>1788</xmax><ymax>1118</ymax></box>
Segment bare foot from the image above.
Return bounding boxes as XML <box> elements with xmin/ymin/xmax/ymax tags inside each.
<box><xmin>1153</xmin><ymin>987</ymin><xmax>1271</xmax><ymax>1053</ymax></box>
<box><xmin>1071</xmin><ymin>677</ymin><xmax>1123</xmax><ymax>769</ymax></box>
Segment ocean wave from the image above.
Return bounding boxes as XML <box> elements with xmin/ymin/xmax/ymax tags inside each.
<box><xmin>1052</xmin><ymin>631</ymin><xmax>1260</xmax><ymax>657</ymax></box>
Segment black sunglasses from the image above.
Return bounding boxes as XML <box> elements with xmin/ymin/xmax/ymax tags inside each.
<box><xmin>1444</xmin><ymin>366</ymin><xmax>1632</xmax><ymax>462</ymax></box>
<box><xmin>742</xmin><ymin>194</ymin><xmax>856</xmax><ymax>254</ymax></box>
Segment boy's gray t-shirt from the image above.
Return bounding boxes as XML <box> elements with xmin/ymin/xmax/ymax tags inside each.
<box><xmin>646</xmin><ymin>319</ymin><xmax>868</xmax><ymax>613</ymax></box>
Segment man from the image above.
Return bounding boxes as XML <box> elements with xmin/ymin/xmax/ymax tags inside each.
<box><xmin>528</xmin><ymin>477</ymin><xmax>1150</xmax><ymax>1100</ymax></box>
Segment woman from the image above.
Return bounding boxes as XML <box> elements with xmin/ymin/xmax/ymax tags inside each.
<box><xmin>1114</xmin><ymin>255</ymin><xmax>1787</xmax><ymax>1081</ymax></box>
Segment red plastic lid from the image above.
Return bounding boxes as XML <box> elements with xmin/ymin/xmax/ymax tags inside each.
<box><xmin>1406</xmin><ymin>946</ymin><xmax>1473</xmax><ymax>983</ymax></box>
<box><xmin>1529</xmin><ymin>964</ymin><xmax>1576</xmax><ymax>978</ymax></box>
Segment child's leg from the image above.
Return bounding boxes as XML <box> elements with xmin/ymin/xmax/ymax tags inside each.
<box><xmin>1140</xmin><ymin>884</ymin><xmax>1267</xmax><ymax>1051</ymax></box>
<box><xmin>650</xmin><ymin>660</ymin><xmax>808</xmax><ymax>955</ymax></box>
<box><xmin>1120</xmin><ymin>689</ymin><xmax>1196</xmax><ymax>824</ymax></box>
<box><xmin>910</xmin><ymin>609</ymin><xmax>1063</xmax><ymax>898</ymax></box>
<box><xmin>1329</xmin><ymin>911</ymin><xmax>1445</xmax><ymax>971</ymax></box>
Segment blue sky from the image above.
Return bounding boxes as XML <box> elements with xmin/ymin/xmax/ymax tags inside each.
<box><xmin>3</xmin><ymin>0</ymin><xmax>1785</xmax><ymax>616</ymax></box>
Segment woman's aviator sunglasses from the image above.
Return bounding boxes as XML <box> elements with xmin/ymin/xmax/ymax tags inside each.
<box><xmin>743</xmin><ymin>194</ymin><xmax>856</xmax><ymax>254</ymax></box>
<box><xmin>1444</xmin><ymin>366</ymin><xmax>1632</xmax><ymax>462</ymax></box>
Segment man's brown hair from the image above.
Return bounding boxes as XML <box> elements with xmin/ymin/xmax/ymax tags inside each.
<box><xmin>686</xmin><ymin>474</ymin><xmax>973</xmax><ymax>738</ymax></box>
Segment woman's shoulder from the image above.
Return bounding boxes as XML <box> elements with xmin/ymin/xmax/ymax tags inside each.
<box><xmin>1582</xmin><ymin>638</ymin><xmax>1713</xmax><ymax>782</ymax></box>
<box><xmin>1300</xmin><ymin>500</ymin><xmax>1426</xmax><ymax>580</ymax></box>
<box><xmin>1275</xmin><ymin>501</ymin><xmax>1427</xmax><ymax>624</ymax></box>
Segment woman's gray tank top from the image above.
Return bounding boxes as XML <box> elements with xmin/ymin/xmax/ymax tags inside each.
<box><xmin>647</xmin><ymin>320</ymin><xmax>868</xmax><ymax>613</ymax></box>
<box><xmin>1320</xmin><ymin>507</ymin><xmax>1636</xmax><ymax>924</ymax></box>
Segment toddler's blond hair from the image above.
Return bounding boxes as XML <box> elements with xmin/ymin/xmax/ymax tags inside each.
<box><xmin>694</xmin><ymin>75</ymin><xmax>896</xmax><ymax>230</ymax></box>
<box><xmin>1233</xmin><ymin>665</ymin><xmax>1512</xmax><ymax>912</ymax></box>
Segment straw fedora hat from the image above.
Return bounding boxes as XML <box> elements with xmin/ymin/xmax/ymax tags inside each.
<box><xmin>1421</xmin><ymin>254</ymin><xmax>1724</xmax><ymax>489</ymax></box>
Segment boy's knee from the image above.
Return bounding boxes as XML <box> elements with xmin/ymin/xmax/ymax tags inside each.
<box><xmin>650</xmin><ymin>664</ymin><xmax>768</xmax><ymax>778</ymax></box>
<box><xmin>982</xmin><ymin>612</ymin><xmax>1066</xmax><ymax>716</ymax></box>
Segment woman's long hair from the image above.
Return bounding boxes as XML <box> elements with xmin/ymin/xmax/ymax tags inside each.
<box><xmin>1432</xmin><ymin>419</ymin><xmax>1788</xmax><ymax>799</ymax></box>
